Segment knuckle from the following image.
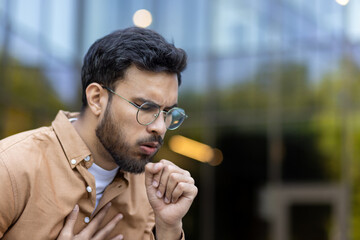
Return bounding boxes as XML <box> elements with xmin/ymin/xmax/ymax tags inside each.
<box><xmin>194</xmin><ymin>185</ymin><xmax>198</xmax><ymax>194</ymax></box>
<box><xmin>188</xmin><ymin>177</ymin><xmax>195</xmax><ymax>184</ymax></box>
<box><xmin>166</xmin><ymin>164</ymin><xmax>176</xmax><ymax>172</ymax></box>
<box><xmin>178</xmin><ymin>182</ymin><xmax>186</xmax><ymax>189</ymax></box>
<box><xmin>145</xmin><ymin>163</ymin><xmax>151</xmax><ymax>171</ymax></box>
<box><xmin>159</xmin><ymin>159</ymin><xmax>168</xmax><ymax>164</ymax></box>
<box><xmin>163</xmin><ymin>164</ymin><xmax>170</xmax><ymax>172</ymax></box>
<box><xmin>169</xmin><ymin>172</ymin><xmax>177</xmax><ymax>181</ymax></box>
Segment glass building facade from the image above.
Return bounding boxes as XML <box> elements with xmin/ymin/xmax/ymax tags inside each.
<box><xmin>1</xmin><ymin>0</ymin><xmax>360</xmax><ymax>239</ymax></box>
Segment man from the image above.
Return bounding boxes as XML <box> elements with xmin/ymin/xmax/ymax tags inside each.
<box><xmin>0</xmin><ymin>27</ymin><xmax>197</xmax><ymax>240</ymax></box>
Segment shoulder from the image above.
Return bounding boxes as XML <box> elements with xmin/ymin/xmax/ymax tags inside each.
<box><xmin>0</xmin><ymin>126</ymin><xmax>54</xmax><ymax>153</ymax></box>
<box><xmin>0</xmin><ymin>126</ymin><xmax>58</xmax><ymax>174</ymax></box>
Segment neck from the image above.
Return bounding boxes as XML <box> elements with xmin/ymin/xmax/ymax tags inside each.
<box><xmin>72</xmin><ymin>109</ymin><xmax>118</xmax><ymax>170</ymax></box>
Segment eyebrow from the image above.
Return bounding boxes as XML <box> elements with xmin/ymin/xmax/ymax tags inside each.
<box><xmin>135</xmin><ymin>97</ymin><xmax>178</xmax><ymax>110</ymax></box>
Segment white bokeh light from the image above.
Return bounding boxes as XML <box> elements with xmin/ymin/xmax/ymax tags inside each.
<box><xmin>133</xmin><ymin>9</ymin><xmax>152</xmax><ymax>28</ymax></box>
<box><xmin>336</xmin><ymin>0</ymin><xmax>350</xmax><ymax>6</ymax></box>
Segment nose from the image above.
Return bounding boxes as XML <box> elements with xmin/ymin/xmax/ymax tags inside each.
<box><xmin>146</xmin><ymin>111</ymin><xmax>167</xmax><ymax>136</ymax></box>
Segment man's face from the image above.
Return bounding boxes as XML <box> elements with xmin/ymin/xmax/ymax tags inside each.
<box><xmin>96</xmin><ymin>65</ymin><xmax>179</xmax><ymax>173</ymax></box>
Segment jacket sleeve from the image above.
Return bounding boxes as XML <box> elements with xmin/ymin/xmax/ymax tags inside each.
<box><xmin>0</xmin><ymin>155</ymin><xmax>17</xmax><ymax>237</ymax></box>
<box><xmin>143</xmin><ymin>205</ymin><xmax>155</xmax><ymax>239</ymax></box>
<box><xmin>149</xmin><ymin>228</ymin><xmax>185</xmax><ymax>240</ymax></box>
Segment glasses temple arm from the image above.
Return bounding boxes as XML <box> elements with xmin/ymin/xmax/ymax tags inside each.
<box><xmin>102</xmin><ymin>86</ymin><xmax>141</xmax><ymax>109</ymax></box>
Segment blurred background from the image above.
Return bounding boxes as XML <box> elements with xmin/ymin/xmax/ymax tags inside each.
<box><xmin>1</xmin><ymin>0</ymin><xmax>360</xmax><ymax>239</ymax></box>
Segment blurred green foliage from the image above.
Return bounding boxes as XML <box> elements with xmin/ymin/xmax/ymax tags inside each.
<box><xmin>312</xmin><ymin>56</ymin><xmax>360</xmax><ymax>239</ymax></box>
<box><xmin>0</xmin><ymin>58</ymin><xmax>67</xmax><ymax>138</ymax></box>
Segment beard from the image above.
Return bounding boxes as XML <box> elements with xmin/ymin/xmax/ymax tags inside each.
<box><xmin>95</xmin><ymin>104</ymin><xmax>163</xmax><ymax>174</ymax></box>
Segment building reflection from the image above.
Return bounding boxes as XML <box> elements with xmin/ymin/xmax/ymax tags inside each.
<box><xmin>1</xmin><ymin>0</ymin><xmax>360</xmax><ymax>239</ymax></box>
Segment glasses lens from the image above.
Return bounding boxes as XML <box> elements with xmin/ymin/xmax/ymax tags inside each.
<box><xmin>166</xmin><ymin>108</ymin><xmax>187</xmax><ymax>130</ymax></box>
<box><xmin>137</xmin><ymin>102</ymin><xmax>160</xmax><ymax>125</ymax></box>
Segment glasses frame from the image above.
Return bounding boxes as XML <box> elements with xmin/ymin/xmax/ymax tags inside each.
<box><xmin>102</xmin><ymin>86</ymin><xmax>188</xmax><ymax>130</ymax></box>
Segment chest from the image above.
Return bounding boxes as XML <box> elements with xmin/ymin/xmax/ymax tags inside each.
<box><xmin>4</xmin><ymin>159</ymin><xmax>152</xmax><ymax>240</ymax></box>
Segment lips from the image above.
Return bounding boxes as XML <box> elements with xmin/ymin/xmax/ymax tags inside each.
<box><xmin>139</xmin><ymin>142</ymin><xmax>160</xmax><ymax>155</ymax></box>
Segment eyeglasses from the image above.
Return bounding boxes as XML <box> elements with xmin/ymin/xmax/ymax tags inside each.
<box><xmin>102</xmin><ymin>86</ymin><xmax>188</xmax><ymax>130</ymax></box>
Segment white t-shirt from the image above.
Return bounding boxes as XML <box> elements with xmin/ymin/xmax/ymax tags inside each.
<box><xmin>88</xmin><ymin>163</ymin><xmax>119</xmax><ymax>209</ymax></box>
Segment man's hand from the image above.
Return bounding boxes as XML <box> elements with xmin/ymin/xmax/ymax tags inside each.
<box><xmin>145</xmin><ymin>159</ymin><xmax>198</xmax><ymax>240</ymax></box>
<box><xmin>57</xmin><ymin>203</ymin><xmax>124</xmax><ymax>240</ymax></box>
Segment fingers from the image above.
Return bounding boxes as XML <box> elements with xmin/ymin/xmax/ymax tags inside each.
<box><xmin>77</xmin><ymin>203</ymin><xmax>112</xmax><ymax>239</ymax></box>
<box><xmin>165</xmin><ymin>173</ymin><xmax>195</xmax><ymax>203</ymax></box>
<box><xmin>93</xmin><ymin>213</ymin><xmax>123</xmax><ymax>240</ymax></box>
<box><xmin>57</xmin><ymin>203</ymin><xmax>124</xmax><ymax>240</ymax></box>
<box><xmin>145</xmin><ymin>162</ymin><xmax>164</xmax><ymax>188</ymax></box>
<box><xmin>57</xmin><ymin>205</ymin><xmax>79</xmax><ymax>239</ymax></box>
<box><xmin>146</xmin><ymin>159</ymin><xmax>195</xmax><ymax>204</ymax></box>
<box><xmin>171</xmin><ymin>182</ymin><xmax>198</xmax><ymax>203</ymax></box>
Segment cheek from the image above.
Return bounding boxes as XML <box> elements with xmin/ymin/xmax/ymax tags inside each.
<box><xmin>117</xmin><ymin>113</ymin><xmax>144</xmax><ymax>143</ymax></box>
<box><xmin>112</xmin><ymin>104</ymin><xmax>137</xmax><ymax>129</ymax></box>
<box><xmin>111</xmin><ymin>104</ymin><xmax>146</xmax><ymax>143</ymax></box>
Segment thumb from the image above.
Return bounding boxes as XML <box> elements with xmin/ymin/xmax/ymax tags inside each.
<box><xmin>144</xmin><ymin>162</ymin><xmax>163</xmax><ymax>188</ymax></box>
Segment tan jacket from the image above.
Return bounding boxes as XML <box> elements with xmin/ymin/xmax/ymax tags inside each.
<box><xmin>0</xmin><ymin>110</ymin><xmax>167</xmax><ymax>240</ymax></box>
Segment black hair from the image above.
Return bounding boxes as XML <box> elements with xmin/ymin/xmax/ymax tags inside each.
<box><xmin>80</xmin><ymin>27</ymin><xmax>187</xmax><ymax>108</ymax></box>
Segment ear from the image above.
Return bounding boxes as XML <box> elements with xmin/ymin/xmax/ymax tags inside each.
<box><xmin>86</xmin><ymin>83</ymin><xmax>108</xmax><ymax>117</ymax></box>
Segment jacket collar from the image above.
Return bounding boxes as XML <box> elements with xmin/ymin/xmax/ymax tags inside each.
<box><xmin>52</xmin><ymin>110</ymin><xmax>92</xmax><ymax>169</ymax></box>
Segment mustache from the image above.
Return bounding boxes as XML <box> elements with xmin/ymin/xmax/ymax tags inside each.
<box><xmin>138</xmin><ymin>135</ymin><xmax>164</xmax><ymax>146</ymax></box>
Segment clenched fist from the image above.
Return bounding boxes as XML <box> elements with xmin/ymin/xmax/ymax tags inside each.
<box><xmin>145</xmin><ymin>159</ymin><xmax>198</xmax><ymax>240</ymax></box>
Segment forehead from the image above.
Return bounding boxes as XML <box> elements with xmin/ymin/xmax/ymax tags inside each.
<box><xmin>115</xmin><ymin>65</ymin><xmax>179</xmax><ymax>105</ymax></box>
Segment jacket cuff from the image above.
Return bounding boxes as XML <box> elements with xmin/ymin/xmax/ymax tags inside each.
<box><xmin>151</xmin><ymin>227</ymin><xmax>185</xmax><ymax>240</ymax></box>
